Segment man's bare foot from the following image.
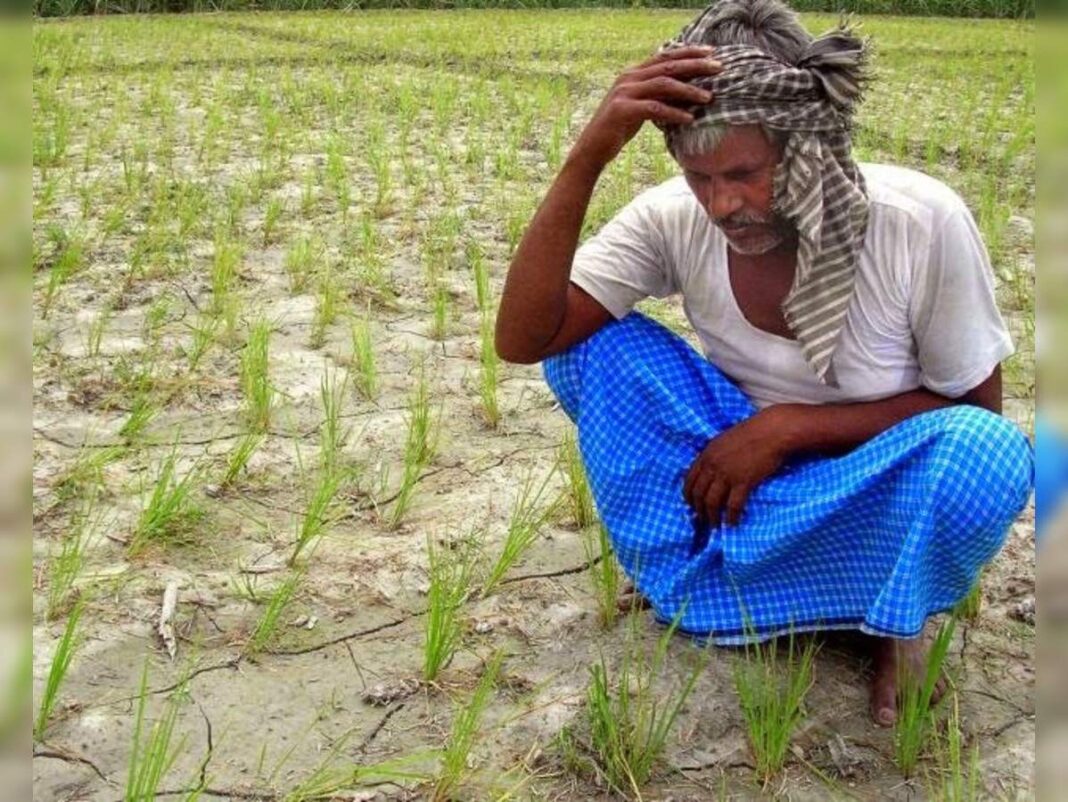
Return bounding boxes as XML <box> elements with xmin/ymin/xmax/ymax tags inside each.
<box><xmin>869</xmin><ymin>635</ymin><xmax>947</xmax><ymax>727</ymax></box>
<box><xmin>616</xmin><ymin>581</ymin><xmax>652</xmax><ymax>613</ymax></box>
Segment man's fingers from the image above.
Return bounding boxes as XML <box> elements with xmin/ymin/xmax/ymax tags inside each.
<box><xmin>626</xmin><ymin>75</ymin><xmax>713</xmax><ymax>106</ymax></box>
<box><xmin>637</xmin><ymin>44</ymin><xmax>715</xmax><ymax>70</ymax></box>
<box><xmin>636</xmin><ymin>100</ymin><xmax>695</xmax><ymax>127</ymax></box>
<box><xmin>703</xmin><ymin>477</ymin><xmax>730</xmax><ymax>524</ymax></box>
<box><xmin>683</xmin><ymin>459</ymin><xmax>700</xmax><ymax>509</ymax></box>
<box><xmin>725</xmin><ymin>484</ymin><xmax>751</xmax><ymax>527</ymax></box>
<box><xmin>687</xmin><ymin>463</ymin><xmax>715</xmax><ymax>518</ymax></box>
<box><xmin>629</xmin><ymin>56</ymin><xmax>723</xmax><ymax>85</ymax></box>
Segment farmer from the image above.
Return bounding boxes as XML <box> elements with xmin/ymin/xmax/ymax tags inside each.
<box><xmin>494</xmin><ymin>0</ymin><xmax>1034</xmax><ymax>726</ymax></box>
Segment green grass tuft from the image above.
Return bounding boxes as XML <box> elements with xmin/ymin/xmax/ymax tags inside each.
<box><xmin>423</xmin><ymin>533</ymin><xmax>479</xmax><ymax>683</ymax></box>
<box><xmin>895</xmin><ymin>619</ymin><xmax>956</xmax><ymax>778</ymax></box>
<box><xmin>584</xmin><ymin>610</ymin><xmax>707</xmax><ymax>796</ymax></box>
<box><xmin>241</xmin><ymin>320</ymin><xmax>274</xmax><ymax>433</ymax></box>
<box><xmin>432</xmin><ymin>651</ymin><xmax>503</xmax><ymax>801</ymax></box>
<box><xmin>481</xmin><ymin>467</ymin><xmax>558</xmax><ymax>596</ymax></box>
<box><xmin>130</xmin><ymin>441</ymin><xmax>204</xmax><ymax>556</ymax></box>
<box><xmin>732</xmin><ymin>629</ymin><xmax>818</xmax><ymax>783</ymax></box>
<box><xmin>34</xmin><ymin>599</ymin><xmax>83</xmax><ymax>741</ymax></box>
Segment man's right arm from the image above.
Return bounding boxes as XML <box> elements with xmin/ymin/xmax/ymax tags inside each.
<box><xmin>494</xmin><ymin>45</ymin><xmax>721</xmax><ymax>365</ymax></box>
<box><xmin>494</xmin><ymin>154</ymin><xmax>615</xmax><ymax>365</ymax></box>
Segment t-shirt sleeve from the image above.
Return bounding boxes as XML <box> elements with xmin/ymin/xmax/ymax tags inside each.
<box><xmin>908</xmin><ymin>202</ymin><xmax>1015</xmax><ymax>398</ymax></box>
<box><xmin>568</xmin><ymin>190</ymin><xmax>677</xmax><ymax>320</ymax></box>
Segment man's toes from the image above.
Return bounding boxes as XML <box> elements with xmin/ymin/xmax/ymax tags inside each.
<box><xmin>870</xmin><ymin>675</ymin><xmax>898</xmax><ymax>728</ymax></box>
<box><xmin>931</xmin><ymin>674</ymin><xmax>948</xmax><ymax>706</ymax></box>
<box><xmin>873</xmin><ymin>703</ymin><xmax>896</xmax><ymax>728</ymax></box>
<box><xmin>616</xmin><ymin>589</ymin><xmax>652</xmax><ymax>613</ymax></box>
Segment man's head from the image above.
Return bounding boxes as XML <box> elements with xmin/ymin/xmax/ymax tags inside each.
<box><xmin>663</xmin><ymin>0</ymin><xmax>813</xmax><ymax>254</ymax></box>
<box><xmin>675</xmin><ymin>124</ymin><xmax>794</xmax><ymax>256</ymax></box>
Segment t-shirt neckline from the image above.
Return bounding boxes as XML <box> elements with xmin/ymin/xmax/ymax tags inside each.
<box><xmin>717</xmin><ymin>229</ymin><xmax>800</xmax><ymax>347</ymax></box>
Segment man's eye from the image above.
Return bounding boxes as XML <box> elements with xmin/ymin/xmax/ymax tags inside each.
<box><xmin>725</xmin><ymin>170</ymin><xmax>753</xmax><ymax>181</ymax></box>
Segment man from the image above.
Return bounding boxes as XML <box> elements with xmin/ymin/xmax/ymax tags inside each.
<box><xmin>494</xmin><ymin>0</ymin><xmax>1034</xmax><ymax>726</ymax></box>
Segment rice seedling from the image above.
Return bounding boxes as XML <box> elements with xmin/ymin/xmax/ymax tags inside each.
<box><xmin>241</xmin><ymin>320</ymin><xmax>274</xmax><ymax>433</ymax></box>
<box><xmin>219</xmin><ymin>293</ymin><xmax>243</xmax><ymax>348</ymax></box>
<box><xmin>142</xmin><ymin>294</ymin><xmax>173</xmax><ymax>348</ymax></box>
<box><xmin>366</xmin><ymin>124</ymin><xmax>393</xmax><ymax>217</ymax></box>
<box><xmin>41</xmin><ymin>226</ymin><xmax>86</xmax><ymax>318</ymax></box>
<box><xmin>583</xmin><ymin>522</ymin><xmax>621</xmax><ymax>630</ymax></box>
<box><xmin>310</xmin><ymin>263</ymin><xmax>343</xmax><ymax>349</ymax></box>
<box><xmin>185</xmin><ymin>313</ymin><xmax>219</xmax><ymax>372</ymax></box>
<box><xmin>545</xmin><ymin>115</ymin><xmax>567</xmax><ymax>171</ymax></box>
<box><xmin>300</xmin><ymin>170</ymin><xmax>317</xmax><ymax>218</ymax></box>
<box><xmin>423</xmin><ymin>533</ymin><xmax>480</xmax><ymax>683</ymax></box>
<box><xmin>925</xmin><ymin>694</ymin><xmax>980</xmax><ymax>802</ymax></box>
<box><xmin>288</xmin><ymin>453</ymin><xmax>344</xmax><ymax>566</ymax></box>
<box><xmin>317</xmin><ymin>367</ymin><xmax>350</xmax><ymax>478</ymax></box>
<box><xmin>223</xmin><ymin>184</ymin><xmax>247</xmax><ymax>236</ymax></box>
<box><xmin>504</xmin><ymin>198</ymin><xmax>533</xmax><ymax>255</ymax></box>
<box><xmin>584</xmin><ymin>610</ymin><xmax>707</xmax><ymax>795</ymax></box>
<box><xmin>478</xmin><ymin>312</ymin><xmax>500</xmax><ymax>428</ymax></box>
<box><xmin>894</xmin><ymin>619</ymin><xmax>956</xmax><ymax>779</ymax></box>
<box><xmin>53</xmin><ymin>443</ymin><xmax>123</xmax><ymax>504</ymax></box>
<box><xmin>481</xmin><ymin>467</ymin><xmax>559</xmax><ymax>596</ymax></box>
<box><xmin>210</xmin><ymin>231</ymin><xmax>241</xmax><ymax>314</ymax></box>
<box><xmin>247</xmin><ymin>568</ymin><xmax>304</xmax><ymax>655</ymax></box>
<box><xmin>430</xmin><ymin>281</ymin><xmax>449</xmax><ymax>341</ymax></box>
<box><xmin>34</xmin><ymin>599</ymin><xmax>83</xmax><ymax>741</ymax></box>
<box><xmin>84</xmin><ymin>306</ymin><xmax>111</xmax><ymax>360</ymax></box>
<box><xmin>45</xmin><ymin>493</ymin><xmax>102</xmax><ymax>620</ymax></box>
<box><xmin>119</xmin><ymin>391</ymin><xmax>159</xmax><ymax>444</ymax></box>
<box><xmin>349</xmin><ymin>312</ymin><xmax>378</xmax><ymax>401</ymax></box>
<box><xmin>129</xmin><ymin>442</ymin><xmax>205</xmax><ymax>556</ymax></box>
<box><xmin>386</xmin><ymin>366</ymin><xmax>440</xmax><ymax>529</ymax></box>
<box><xmin>432</xmin><ymin>651</ymin><xmax>503</xmax><ymax>801</ymax></box>
<box><xmin>351</xmin><ymin>213</ymin><xmax>392</xmax><ymax>302</ymax></box>
<box><xmin>262</xmin><ymin>196</ymin><xmax>284</xmax><ymax>246</ymax></box>
<box><xmin>953</xmin><ymin>574</ymin><xmax>982</xmax><ymax>621</ymax></box>
<box><xmin>220</xmin><ymin>431</ymin><xmax>264</xmax><ymax>489</ymax></box>
<box><xmin>124</xmin><ymin>661</ymin><xmax>188</xmax><ymax>801</ymax></box>
<box><xmin>467</xmin><ymin>239</ymin><xmax>490</xmax><ymax>314</ymax></box>
<box><xmin>732</xmin><ymin>629</ymin><xmax>818</xmax><ymax>783</ymax></box>
<box><xmin>557</xmin><ymin>430</ymin><xmax>595</xmax><ymax>528</ymax></box>
<box><xmin>231</xmin><ymin>569</ymin><xmax>263</xmax><ymax>605</ymax></box>
<box><xmin>276</xmin><ymin>732</ymin><xmax>431</xmax><ymax>802</ymax></box>
<box><xmin>283</xmin><ymin>235</ymin><xmax>317</xmax><ymax>295</ymax></box>
<box><xmin>493</xmin><ymin>138</ymin><xmax>520</xmax><ymax>183</ymax></box>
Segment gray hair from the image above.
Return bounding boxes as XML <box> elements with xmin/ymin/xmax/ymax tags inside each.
<box><xmin>664</xmin><ymin>0</ymin><xmax>812</xmax><ymax>159</ymax></box>
<box><xmin>667</xmin><ymin>121</ymin><xmax>787</xmax><ymax>159</ymax></box>
<box><xmin>677</xmin><ymin>0</ymin><xmax>812</xmax><ymax>65</ymax></box>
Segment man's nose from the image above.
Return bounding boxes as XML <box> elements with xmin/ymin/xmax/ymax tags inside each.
<box><xmin>707</xmin><ymin>179</ymin><xmax>742</xmax><ymax>221</ymax></box>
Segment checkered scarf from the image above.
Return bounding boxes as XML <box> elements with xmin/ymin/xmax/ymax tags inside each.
<box><xmin>658</xmin><ymin>26</ymin><xmax>871</xmax><ymax>386</ymax></box>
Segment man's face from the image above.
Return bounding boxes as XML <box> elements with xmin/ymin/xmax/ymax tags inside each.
<box><xmin>676</xmin><ymin>124</ymin><xmax>794</xmax><ymax>256</ymax></box>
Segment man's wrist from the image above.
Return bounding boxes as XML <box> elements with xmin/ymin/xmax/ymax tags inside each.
<box><xmin>758</xmin><ymin>403</ymin><xmax>808</xmax><ymax>456</ymax></box>
<box><xmin>562</xmin><ymin>140</ymin><xmax>610</xmax><ymax>181</ymax></box>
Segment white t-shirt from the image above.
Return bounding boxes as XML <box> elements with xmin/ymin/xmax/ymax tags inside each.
<box><xmin>568</xmin><ymin>163</ymin><xmax>1014</xmax><ymax>409</ymax></box>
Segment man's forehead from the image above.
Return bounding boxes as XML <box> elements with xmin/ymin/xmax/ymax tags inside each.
<box><xmin>676</xmin><ymin>125</ymin><xmax>778</xmax><ymax>172</ymax></box>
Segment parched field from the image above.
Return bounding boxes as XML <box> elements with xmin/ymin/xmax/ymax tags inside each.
<box><xmin>32</xmin><ymin>10</ymin><xmax>1035</xmax><ymax>801</ymax></box>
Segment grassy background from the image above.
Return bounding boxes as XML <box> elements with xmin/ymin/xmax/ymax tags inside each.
<box><xmin>34</xmin><ymin>0</ymin><xmax>1035</xmax><ymax>20</ymax></box>
<box><xmin>32</xmin><ymin>10</ymin><xmax>1035</xmax><ymax>798</ymax></box>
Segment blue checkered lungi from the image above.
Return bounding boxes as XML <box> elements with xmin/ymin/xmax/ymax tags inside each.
<box><xmin>543</xmin><ymin>312</ymin><xmax>1034</xmax><ymax>644</ymax></box>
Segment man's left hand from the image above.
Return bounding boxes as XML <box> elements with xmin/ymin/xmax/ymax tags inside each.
<box><xmin>683</xmin><ymin>406</ymin><xmax>795</xmax><ymax>527</ymax></box>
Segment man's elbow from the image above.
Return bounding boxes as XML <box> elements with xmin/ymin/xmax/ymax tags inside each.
<box><xmin>494</xmin><ymin>330</ymin><xmax>542</xmax><ymax>366</ymax></box>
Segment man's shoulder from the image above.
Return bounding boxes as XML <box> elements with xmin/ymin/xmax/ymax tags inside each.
<box><xmin>632</xmin><ymin>175</ymin><xmax>697</xmax><ymax>209</ymax></box>
<box><xmin>624</xmin><ymin>176</ymin><xmax>705</xmax><ymax>238</ymax></box>
<box><xmin>860</xmin><ymin>163</ymin><xmax>969</xmax><ymax>230</ymax></box>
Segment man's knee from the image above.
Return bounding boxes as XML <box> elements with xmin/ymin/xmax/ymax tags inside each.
<box><xmin>542</xmin><ymin>313</ymin><xmax>650</xmax><ymax>417</ymax></box>
<box><xmin>933</xmin><ymin>405</ymin><xmax>1034</xmax><ymax>517</ymax></box>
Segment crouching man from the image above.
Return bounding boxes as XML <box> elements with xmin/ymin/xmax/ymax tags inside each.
<box><xmin>494</xmin><ymin>0</ymin><xmax>1034</xmax><ymax>726</ymax></box>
